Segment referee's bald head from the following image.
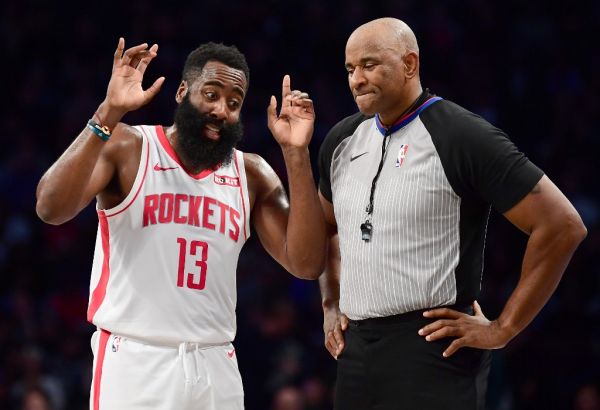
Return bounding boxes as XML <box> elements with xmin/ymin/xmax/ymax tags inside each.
<box><xmin>347</xmin><ymin>18</ymin><xmax>419</xmax><ymax>56</ymax></box>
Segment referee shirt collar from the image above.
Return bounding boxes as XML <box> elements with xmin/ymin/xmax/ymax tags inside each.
<box><xmin>375</xmin><ymin>90</ymin><xmax>443</xmax><ymax>136</ymax></box>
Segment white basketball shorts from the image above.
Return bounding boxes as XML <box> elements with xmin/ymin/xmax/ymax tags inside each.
<box><xmin>89</xmin><ymin>329</ymin><xmax>244</xmax><ymax>409</ymax></box>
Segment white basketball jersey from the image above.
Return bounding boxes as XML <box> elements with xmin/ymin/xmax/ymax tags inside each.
<box><xmin>87</xmin><ymin>125</ymin><xmax>250</xmax><ymax>345</ymax></box>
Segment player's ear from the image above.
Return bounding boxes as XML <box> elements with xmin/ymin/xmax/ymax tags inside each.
<box><xmin>175</xmin><ymin>80</ymin><xmax>188</xmax><ymax>104</ymax></box>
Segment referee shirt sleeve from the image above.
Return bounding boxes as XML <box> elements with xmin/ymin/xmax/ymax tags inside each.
<box><xmin>318</xmin><ymin>112</ymin><xmax>371</xmax><ymax>203</ymax></box>
<box><xmin>422</xmin><ymin>101</ymin><xmax>544</xmax><ymax>213</ymax></box>
<box><xmin>466</xmin><ymin>120</ymin><xmax>544</xmax><ymax>213</ymax></box>
<box><xmin>318</xmin><ymin>127</ymin><xmax>336</xmax><ymax>203</ymax></box>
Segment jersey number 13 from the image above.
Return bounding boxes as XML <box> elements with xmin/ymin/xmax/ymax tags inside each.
<box><xmin>176</xmin><ymin>237</ymin><xmax>208</xmax><ymax>290</ymax></box>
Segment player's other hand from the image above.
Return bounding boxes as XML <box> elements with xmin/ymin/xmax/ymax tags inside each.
<box><xmin>267</xmin><ymin>75</ymin><xmax>315</xmax><ymax>149</ymax></box>
<box><xmin>323</xmin><ymin>304</ymin><xmax>348</xmax><ymax>360</ymax></box>
<box><xmin>104</xmin><ymin>37</ymin><xmax>165</xmax><ymax>117</ymax></box>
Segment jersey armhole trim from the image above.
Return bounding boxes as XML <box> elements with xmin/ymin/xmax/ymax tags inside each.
<box><xmin>234</xmin><ymin>150</ymin><xmax>250</xmax><ymax>241</ymax></box>
<box><xmin>103</xmin><ymin>127</ymin><xmax>150</xmax><ymax>218</ymax></box>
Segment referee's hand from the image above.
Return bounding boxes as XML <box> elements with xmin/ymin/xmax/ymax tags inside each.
<box><xmin>418</xmin><ymin>301</ymin><xmax>511</xmax><ymax>357</ymax></box>
<box><xmin>323</xmin><ymin>305</ymin><xmax>348</xmax><ymax>359</ymax></box>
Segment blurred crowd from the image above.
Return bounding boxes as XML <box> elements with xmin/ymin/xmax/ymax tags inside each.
<box><xmin>1</xmin><ymin>0</ymin><xmax>598</xmax><ymax>409</ymax></box>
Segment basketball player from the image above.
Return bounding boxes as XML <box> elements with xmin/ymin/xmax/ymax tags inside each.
<box><xmin>35</xmin><ymin>38</ymin><xmax>325</xmax><ymax>409</ymax></box>
<box><xmin>318</xmin><ymin>18</ymin><xmax>586</xmax><ymax>409</ymax></box>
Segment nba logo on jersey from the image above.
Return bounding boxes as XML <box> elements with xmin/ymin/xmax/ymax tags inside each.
<box><xmin>396</xmin><ymin>144</ymin><xmax>409</xmax><ymax>167</ymax></box>
<box><xmin>214</xmin><ymin>174</ymin><xmax>240</xmax><ymax>187</ymax></box>
<box><xmin>111</xmin><ymin>336</ymin><xmax>122</xmax><ymax>352</ymax></box>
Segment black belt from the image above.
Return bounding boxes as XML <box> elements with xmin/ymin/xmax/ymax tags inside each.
<box><xmin>348</xmin><ymin>303</ymin><xmax>473</xmax><ymax>327</ymax></box>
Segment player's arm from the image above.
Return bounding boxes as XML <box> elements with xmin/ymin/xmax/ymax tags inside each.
<box><xmin>318</xmin><ymin>193</ymin><xmax>348</xmax><ymax>359</ymax></box>
<box><xmin>247</xmin><ymin>147</ymin><xmax>325</xmax><ymax>279</ymax></box>
<box><xmin>420</xmin><ymin>176</ymin><xmax>586</xmax><ymax>356</ymax></box>
<box><xmin>36</xmin><ymin>38</ymin><xmax>165</xmax><ymax>225</ymax></box>
<box><xmin>36</xmin><ymin>121</ymin><xmax>139</xmax><ymax>224</ymax></box>
<box><xmin>252</xmin><ymin>75</ymin><xmax>326</xmax><ymax>279</ymax></box>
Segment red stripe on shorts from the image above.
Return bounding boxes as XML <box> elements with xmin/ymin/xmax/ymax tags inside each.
<box><xmin>93</xmin><ymin>329</ymin><xmax>111</xmax><ymax>410</ymax></box>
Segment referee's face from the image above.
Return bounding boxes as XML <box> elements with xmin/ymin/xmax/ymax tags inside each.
<box><xmin>345</xmin><ymin>31</ymin><xmax>410</xmax><ymax>123</ymax></box>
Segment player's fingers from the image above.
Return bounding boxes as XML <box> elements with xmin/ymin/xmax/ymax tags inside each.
<box><xmin>266</xmin><ymin>95</ymin><xmax>278</xmax><ymax>128</ymax></box>
<box><xmin>293</xmin><ymin>99</ymin><xmax>314</xmax><ymax>113</ymax></box>
<box><xmin>113</xmin><ymin>37</ymin><xmax>125</xmax><ymax>66</ymax></box>
<box><xmin>129</xmin><ymin>49</ymin><xmax>155</xmax><ymax>69</ymax></box>
<box><xmin>291</xmin><ymin>91</ymin><xmax>309</xmax><ymax>100</ymax></box>
<box><xmin>281</xmin><ymin>75</ymin><xmax>291</xmax><ymax>105</ymax></box>
<box><xmin>142</xmin><ymin>76</ymin><xmax>165</xmax><ymax>103</ymax></box>
<box><xmin>137</xmin><ymin>44</ymin><xmax>158</xmax><ymax>75</ymax></box>
<box><xmin>278</xmin><ymin>96</ymin><xmax>291</xmax><ymax>120</ymax></box>
<box><xmin>122</xmin><ymin>43</ymin><xmax>149</xmax><ymax>66</ymax></box>
<box><xmin>443</xmin><ymin>338</ymin><xmax>465</xmax><ymax>357</ymax></box>
<box><xmin>423</xmin><ymin>307</ymin><xmax>463</xmax><ymax>320</ymax></box>
<box><xmin>292</xmin><ymin>97</ymin><xmax>313</xmax><ymax>106</ymax></box>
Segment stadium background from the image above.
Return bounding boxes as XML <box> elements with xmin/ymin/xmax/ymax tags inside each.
<box><xmin>1</xmin><ymin>0</ymin><xmax>598</xmax><ymax>409</ymax></box>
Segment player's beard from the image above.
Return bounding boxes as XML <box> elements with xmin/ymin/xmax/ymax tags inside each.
<box><xmin>173</xmin><ymin>94</ymin><xmax>244</xmax><ymax>171</ymax></box>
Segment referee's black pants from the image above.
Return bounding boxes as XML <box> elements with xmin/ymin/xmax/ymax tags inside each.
<box><xmin>334</xmin><ymin>307</ymin><xmax>491</xmax><ymax>410</ymax></box>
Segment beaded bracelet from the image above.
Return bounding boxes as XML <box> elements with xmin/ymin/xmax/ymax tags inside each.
<box><xmin>86</xmin><ymin>119</ymin><xmax>112</xmax><ymax>142</ymax></box>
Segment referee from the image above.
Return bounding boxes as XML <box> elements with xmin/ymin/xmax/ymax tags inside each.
<box><xmin>318</xmin><ymin>18</ymin><xmax>586</xmax><ymax>410</ymax></box>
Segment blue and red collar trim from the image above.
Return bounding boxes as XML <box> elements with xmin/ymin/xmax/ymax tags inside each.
<box><xmin>375</xmin><ymin>96</ymin><xmax>443</xmax><ymax>136</ymax></box>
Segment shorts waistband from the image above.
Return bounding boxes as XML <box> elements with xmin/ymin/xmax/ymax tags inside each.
<box><xmin>98</xmin><ymin>329</ymin><xmax>230</xmax><ymax>350</ymax></box>
<box><xmin>348</xmin><ymin>304</ymin><xmax>473</xmax><ymax>327</ymax></box>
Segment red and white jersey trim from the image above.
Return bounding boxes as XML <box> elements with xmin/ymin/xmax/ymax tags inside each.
<box><xmin>104</xmin><ymin>134</ymin><xmax>150</xmax><ymax>217</ymax></box>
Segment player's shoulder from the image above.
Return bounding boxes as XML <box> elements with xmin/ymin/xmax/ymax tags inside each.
<box><xmin>108</xmin><ymin>123</ymin><xmax>144</xmax><ymax>149</ymax></box>
<box><xmin>242</xmin><ymin>152</ymin><xmax>271</xmax><ymax>175</ymax></box>
<box><xmin>241</xmin><ymin>151</ymin><xmax>283</xmax><ymax>209</ymax></box>
<box><xmin>242</xmin><ymin>152</ymin><xmax>278</xmax><ymax>189</ymax></box>
<box><xmin>101</xmin><ymin>123</ymin><xmax>144</xmax><ymax>164</ymax></box>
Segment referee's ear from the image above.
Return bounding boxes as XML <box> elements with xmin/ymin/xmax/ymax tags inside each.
<box><xmin>403</xmin><ymin>51</ymin><xmax>419</xmax><ymax>80</ymax></box>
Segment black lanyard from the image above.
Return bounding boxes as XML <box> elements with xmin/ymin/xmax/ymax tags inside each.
<box><xmin>360</xmin><ymin>129</ymin><xmax>392</xmax><ymax>242</ymax></box>
<box><xmin>359</xmin><ymin>92</ymin><xmax>425</xmax><ymax>242</ymax></box>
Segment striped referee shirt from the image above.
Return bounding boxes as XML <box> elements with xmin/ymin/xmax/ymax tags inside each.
<box><xmin>318</xmin><ymin>90</ymin><xmax>543</xmax><ymax>320</ymax></box>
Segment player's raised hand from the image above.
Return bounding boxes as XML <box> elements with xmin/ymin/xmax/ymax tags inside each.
<box><xmin>105</xmin><ymin>38</ymin><xmax>165</xmax><ymax>115</ymax></box>
<box><xmin>267</xmin><ymin>75</ymin><xmax>315</xmax><ymax>149</ymax></box>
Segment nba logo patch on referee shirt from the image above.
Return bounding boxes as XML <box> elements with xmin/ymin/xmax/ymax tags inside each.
<box><xmin>396</xmin><ymin>144</ymin><xmax>409</xmax><ymax>167</ymax></box>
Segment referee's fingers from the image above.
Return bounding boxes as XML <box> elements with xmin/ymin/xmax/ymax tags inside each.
<box><xmin>443</xmin><ymin>338</ymin><xmax>465</xmax><ymax>357</ymax></box>
<box><xmin>340</xmin><ymin>314</ymin><xmax>349</xmax><ymax>331</ymax></box>
<box><xmin>423</xmin><ymin>307</ymin><xmax>463</xmax><ymax>319</ymax></box>
<box><xmin>333</xmin><ymin>326</ymin><xmax>345</xmax><ymax>351</ymax></box>
<box><xmin>325</xmin><ymin>332</ymin><xmax>338</xmax><ymax>358</ymax></box>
